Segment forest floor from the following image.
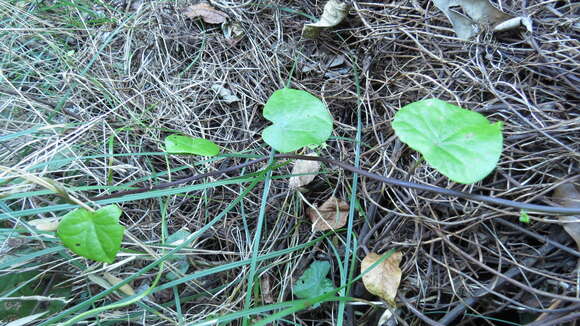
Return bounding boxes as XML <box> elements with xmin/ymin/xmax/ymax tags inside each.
<box><xmin>0</xmin><ymin>0</ymin><xmax>579</xmax><ymax>325</ymax></box>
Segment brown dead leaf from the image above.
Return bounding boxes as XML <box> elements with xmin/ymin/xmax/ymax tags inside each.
<box><xmin>361</xmin><ymin>251</ymin><xmax>402</xmax><ymax>306</ymax></box>
<box><xmin>306</xmin><ymin>196</ymin><xmax>348</xmax><ymax>231</ymax></box>
<box><xmin>184</xmin><ymin>2</ymin><xmax>228</xmax><ymax>24</ymax></box>
<box><xmin>552</xmin><ymin>184</ymin><xmax>580</xmax><ymax>250</ymax></box>
<box><xmin>289</xmin><ymin>153</ymin><xmax>321</xmax><ymax>190</ymax></box>
<box><xmin>103</xmin><ymin>272</ymin><xmax>136</xmax><ymax>296</ymax></box>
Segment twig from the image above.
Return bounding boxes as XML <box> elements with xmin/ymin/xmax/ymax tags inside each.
<box><xmin>90</xmin><ymin>154</ymin><xmax>580</xmax><ymax>215</ymax></box>
<box><xmin>437</xmin><ymin>231</ymin><xmax>577</xmax><ymax>325</ymax></box>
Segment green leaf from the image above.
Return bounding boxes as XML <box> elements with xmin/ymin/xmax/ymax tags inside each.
<box><xmin>57</xmin><ymin>205</ymin><xmax>125</xmax><ymax>263</ymax></box>
<box><xmin>165</xmin><ymin>134</ymin><xmax>220</xmax><ymax>156</ymax></box>
<box><xmin>262</xmin><ymin>88</ymin><xmax>333</xmax><ymax>153</ymax></box>
<box><xmin>293</xmin><ymin>261</ymin><xmax>335</xmax><ymax>305</ymax></box>
<box><xmin>519</xmin><ymin>210</ymin><xmax>530</xmax><ymax>224</ymax></box>
<box><xmin>392</xmin><ymin>98</ymin><xmax>503</xmax><ymax>184</ymax></box>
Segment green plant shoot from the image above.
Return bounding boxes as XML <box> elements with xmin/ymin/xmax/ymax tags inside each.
<box><xmin>262</xmin><ymin>88</ymin><xmax>333</xmax><ymax>152</ymax></box>
<box><xmin>57</xmin><ymin>205</ymin><xmax>125</xmax><ymax>263</ymax></box>
<box><xmin>392</xmin><ymin>98</ymin><xmax>503</xmax><ymax>184</ymax></box>
<box><xmin>165</xmin><ymin>134</ymin><xmax>220</xmax><ymax>156</ymax></box>
<box><xmin>292</xmin><ymin>260</ymin><xmax>335</xmax><ymax>307</ymax></box>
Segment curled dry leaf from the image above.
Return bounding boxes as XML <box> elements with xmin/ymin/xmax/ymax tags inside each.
<box><xmin>433</xmin><ymin>0</ymin><xmax>525</xmax><ymax>40</ymax></box>
<box><xmin>361</xmin><ymin>251</ymin><xmax>403</xmax><ymax>306</ymax></box>
<box><xmin>28</xmin><ymin>217</ymin><xmax>60</xmax><ymax>232</ymax></box>
<box><xmin>306</xmin><ymin>196</ymin><xmax>348</xmax><ymax>231</ymax></box>
<box><xmin>103</xmin><ymin>272</ymin><xmax>136</xmax><ymax>296</ymax></box>
<box><xmin>222</xmin><ymin>21</ymin><xmax>244</xmax><ymax>46</ymax></box>
<box><xmin>289</xmin><ymin>152</ymin><xmax>321</xmax><ymax>190</ymax></box>
<box><xmin>302</xmin><ymin>0</ymin><xmax>348</xmax><ymax>39</ymax></box>
<box><xmin>211</xmin><ymin>84</ymin><xmax>240</xmax><ymax>104</ymax></box>
<box><xmin>552</xmin><ymin>184</ymin><xmax>580</xmax><ymax>250</ymax></box>
<box><xmin>184</xmin><ymin>2</ymin><xmax>228</xmax><ymax>24</ymax></box>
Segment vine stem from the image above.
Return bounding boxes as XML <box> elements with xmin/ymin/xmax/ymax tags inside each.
<box><xmin>90</xmin><ymin>154</ymin><xmax>580</xmax><ymax>215</ymax></box>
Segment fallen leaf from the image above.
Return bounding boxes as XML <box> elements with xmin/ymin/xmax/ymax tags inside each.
<box><xmin>361</xmin><ymin>251</ymin><xmax>403</xmax><ymax>306</ymax></box>
<box><xmin>307</xmin><ymin>196</ymin><xmax>348</xmax><ymax>231</ymax></box>
<box><xmin>211</xmin><ymin>84</ymin><xmax>240</xmax><ymax>104</ymax></box>
<box><xmin>552</xmin><ymin>184</ymin><xmax>580</xmax><ymax>251</ymax></box>
<box><xmin>222</xmin><ymin>21</ymin><xmax>244</xmax><ymax>46</ymax></box>
<box><xmin>28</xmin><ymin>217</ymin><xmax>60</xmax><ymax>232</ymax></box>
<box><xmin>260</xmin><ymin>275</ymin><xmax>274</xmax><ymax>304</ymax></box>
<box><xmin>494</xmin><ymin>16</ymin><xmax>533</xmax><ymax>33</ymax></box>
<box><xmin>289</xmin><ymin>153</ymin><xmax>321</xmax><ymax>190</ymax></box>
<box><xmin>432</xmin><ymin>0</ymin><xmax>521</xmax><ymax>40</ymax></box>
<box><xmin>103</xmin><ymin>272</ymin><xmax>136</xmax><ymax>296</ymax></box>
<box><xmin>184</xmin><ymin>2</ymin><xmax>228</xmax><ymax>24</ymax></box>
<box><xmin>302</xmin><ymin>0</ymin><xmax>348</xmax><ymax>39</ymax></box>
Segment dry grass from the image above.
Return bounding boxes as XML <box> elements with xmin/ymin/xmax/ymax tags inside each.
<box><xmin>1</xmin><ymin>0</ymin><xmax>579</xmax><ymax>325</ymax></box>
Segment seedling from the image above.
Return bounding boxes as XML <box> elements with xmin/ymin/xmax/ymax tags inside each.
<box><xmin>292</xmin><ymin>260</ymin><xmax>335</xmax><ymax>306</ymax></box>
<box><xmin>57</xmin><ymin>205</ymin><xmax>125</xmax><ymax>263</ymax></box>
<box><xmin>261</xmin><ymin>88</ymin><xmax>333</xmax><ymax>152</ymax></box>
<box><xmin>392</xmin><ymin>98</ymin><xmax>503</xmax><ymax>184</ymax></box>
<box><xmin>164</xmin><ymin>134</ymin><xmax>220</xmax><ymax>156</ymax></box>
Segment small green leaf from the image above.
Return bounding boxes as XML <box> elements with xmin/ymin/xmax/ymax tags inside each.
<box><xmin>519</xmin><ymin>210</ymin><xmax>530</xmax><ymax>224</ymax></box>
<box><xmin>57</xmin><ymin>205</ymin><xmax>125</xmax><ymax>263</ymax></box>
<box><xmin>293</xmin><ymin>261</ymin><xmax>335</xmax><ymax>306</ymax></box>
<box><xmin>392</xmin><ymin>98</ymin><xmax>503</xmax><ymax>184</ymax></box>
<box><xmin>262</xmin><ymin>88</ymin><xmax>333</xmax><ymax>153</ymax></box>
<box><xmin>165</xmin><ymin>134</ymin><xmax>220</xmax><ymax>156</ymax></box>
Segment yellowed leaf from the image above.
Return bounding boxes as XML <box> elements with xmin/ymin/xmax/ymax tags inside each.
<box><xmin>103</xmin><ymin>272</ymin><xmax>136</xmax><ymax>296</ymax></box>
<box><xmin>307</xmin><ymin>196</ymin><xmax>348</xmax><ymax>231</ymax></box>
<box><xmin>552</xmin><ymin>184</ymin><xmax>580</xmax><ymax>250</ymax></box>
<box><xmin>302</xmin><ymin>0</ymin><xmax>348</xmax><ymax>38</ymax></box>
<box><xmin>184</xmin><ymin>2</ymin><xmax>228</xmax><ymax>24</ymax></box>
<box><xmin>361</xmin><ymin>252</ymin><xmax>403</xmax><ymax>305</ymax></box>
<box><xmin>289</xmin><ymin>153</ymin><xmax>321</xmax><ymax>190</ymax></box>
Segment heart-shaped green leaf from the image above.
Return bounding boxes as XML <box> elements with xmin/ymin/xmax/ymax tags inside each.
<box><xmin>165</xmin><ymin>134</ymin><xmax>220</xmax><ymax>156</ymax></box>
<box><xmin>57</xmin><ymin>205</ymin><xmax>125</xmax><ymax>263</ymax></box>
<box><xmin>293</xmin><ymin>261</ymin><xmax>335</xmax><ymax>306</ymax></box>
<box><xmin>262</xmin><ymin>88</ymin><xmax>333</xmax><ymax>153</ymax></box>
<box><xmin>392</xmin><ymin>98</ymin><xmax>503</xmax><ymax>184</ymax></box>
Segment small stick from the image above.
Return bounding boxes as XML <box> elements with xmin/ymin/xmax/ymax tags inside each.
<box><xmin>90</xmin><ymin>154</ymin><xmax>580</xmax><ymax>215</ymax></box>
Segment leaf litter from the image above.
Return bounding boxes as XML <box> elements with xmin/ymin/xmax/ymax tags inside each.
<box><xmin>306</xmin><ymin>196</ymin><xmax>349</xmax><ymax>231</ymax></box>
<box><xmin>184</xmin><ymin>2</ymin><xmax>228</xmax><ymax>24</ymax></box>
<box><xmin>433</xmin><ymin>0</ymin><xmax>531</xmax><ymax>39</ymax></box>
<box><xmin>302</xmin><ymin>0</ymin><xmax>348</xmax><ymax>38</ymax></box>
<box><xmin>288</xmin><ymin>152</ymin><xmax>321</xmax><ymax>190</ymax></box>
<box><xmin>361</xmin><ymin>251</ymin><xmax>403</xmax><ymax>306</ymax></box>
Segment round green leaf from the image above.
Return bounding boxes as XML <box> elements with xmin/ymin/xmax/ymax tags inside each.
<box><xmin>262</xmin><ymin>88</ymin><xmax>333</xmax><ymax>153</ymax></box>
<box><xmin>165</xmin><ymin>134</ymin><xmax>220</xmax><ymax>156</ymax></box>
<box><xmin>57</xmin><ymin>205</ymin><xmax>125</xmax><ymax>263</ymax></box>
<box><xmin>392</xmin><ymin>98</ymin><xmax>503</xmax><ymax>184</ymax></box>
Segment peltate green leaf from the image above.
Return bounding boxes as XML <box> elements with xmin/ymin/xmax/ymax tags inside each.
<box><xmin>293</xmin><ymin>260</ymin><xmax>335</xmax><ymax>304</ymax></box>
<box><xmin>392</xmin><ymin>98</ymin><xmax>503</xmax><ymax>184</ymax></box>
<box><xmin>165</xmin><ymin>134</ymin><xmax>220</xmax><ymax>156</ymax></box>
<box><xmin>262</xmin><ymin>88</ymin><xmax>333</xmax><ymax>152</ymax></box>
<box><xmin>57</xmin><ymin>205</ymin><xmax>125</xmax><ymax>263</ymax></box>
